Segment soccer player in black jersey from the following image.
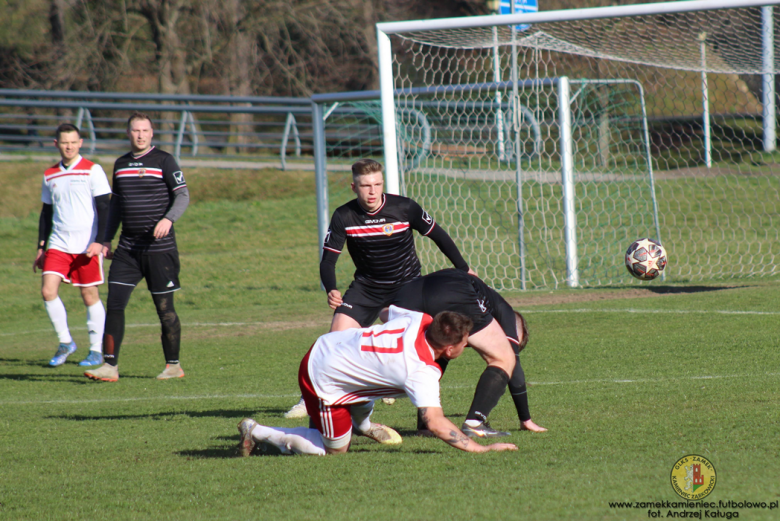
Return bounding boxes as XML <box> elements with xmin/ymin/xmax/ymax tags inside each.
<box><xmin>388</xmin><ymin>269</ymin><xmax>547</xmax><ymax>437</ymax></box>
<box><xmin>85</xmin><ymin>112</ymin><xmax>189</xmax><ymax>382</ymax></box>
<box><xmin>285</xmin><ymin>158</ymin><xmax>474</xmax><ymax>418</ymax></box>
<box><xmin>320</xmin><ymin>159</ymin><xmax>472</xmax><ymax>331</ymax></box>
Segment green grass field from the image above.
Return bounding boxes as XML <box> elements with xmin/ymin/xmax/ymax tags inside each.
<box><xmin>1</xmin><ymin>162</ymin><xmax>779</xmax><ymax>520</ymax></box>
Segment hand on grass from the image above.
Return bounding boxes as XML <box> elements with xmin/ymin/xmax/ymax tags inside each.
<box><xmin>486</xmin><ymin>443</ymin><xmax>518</xmax><ymax>452</ymax></box>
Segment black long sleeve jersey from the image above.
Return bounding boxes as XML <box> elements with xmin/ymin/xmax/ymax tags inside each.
<box><xmin>323</xmin><ymin>194</ymin><xmax>438</xmax><ymax>287</ymax></box>
<box><xmin>106</xmin><ymin>147</ymin><xmax>187</xmax><ymax>253</ymax></box>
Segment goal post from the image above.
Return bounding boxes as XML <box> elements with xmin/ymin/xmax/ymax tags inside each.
<box><xmin>375</xmin><ymin>0</ymin><xmax>780</xmax><ymax>290</ymax></box>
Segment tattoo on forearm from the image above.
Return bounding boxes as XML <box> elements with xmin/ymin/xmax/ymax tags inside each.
<box><xmin>446</xmin><ymin>430</ymin><xmax>471</xmax><ymax>448</ymax></box>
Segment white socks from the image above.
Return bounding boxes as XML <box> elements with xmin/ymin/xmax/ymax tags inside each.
<box><xmin>251</xmin><ymin>425</ymin><xmax>326</xmax><ymax>456</ymax></box>
<box><xmin>44</xmin><ymin>297</ymin><xmax>72</xmax><ymax>344</ymax></box>
<box><xmin>350</xmin><ymin>401</ymin><xmax>374</xmax><ymax>434</ymax></box>
<box><xmin>86</xmin><ymin>301</ymin><xmax>105</xmax><ymax>352</ymax></box>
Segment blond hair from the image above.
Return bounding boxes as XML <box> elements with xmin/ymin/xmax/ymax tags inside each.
<box><xmin>351</xmin><ymin>159</ymin><xmax>383</xmax><ymax>181</ymax></box>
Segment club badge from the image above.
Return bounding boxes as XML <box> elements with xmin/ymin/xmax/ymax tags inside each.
<box><xmin>670</xmin><ymin>454</ymin><xmax>717</xmax><ymax>500</ymax></box>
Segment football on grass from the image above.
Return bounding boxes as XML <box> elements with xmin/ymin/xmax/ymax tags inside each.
<box><xmin>625</xmin><ymin>238</ymin><xmax>667</xmax><ymax>281</ymax></box>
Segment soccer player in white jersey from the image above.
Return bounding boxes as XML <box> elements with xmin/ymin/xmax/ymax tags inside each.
<box><xmin>237</xmin><ymin>308</ymin><xmax>518</xmax><ymax>456</ymax></box>
<box><xmin>33</xmin><ymin>123</ymin><xmax>111</xmax><ymax>367</ymax></box>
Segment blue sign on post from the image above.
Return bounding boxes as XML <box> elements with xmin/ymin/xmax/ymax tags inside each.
<box><xmin>500</xmin><ymin>0</ymin><xmax>538</xmax><ymax>31</ymax></box>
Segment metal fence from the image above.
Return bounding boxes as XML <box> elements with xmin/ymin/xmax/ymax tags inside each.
<box><xmin>0</xmin><ymin>89</ymin><xmax>318</xmax><ymax>169</ymax></box>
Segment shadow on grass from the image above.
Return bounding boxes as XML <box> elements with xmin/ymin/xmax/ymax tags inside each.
<box><xmin>605</xmin><ymin>284</ymin><xmax>749</xmax><ymax>294</ymax></box>
<box><xmin>178</xmin><ymin>442</ymin><xmax>294</xmax><ymax>459</ymax></box>
<box><xmin>0</xmin><ymin>357</ymin><xmax>60</xmax><ymax>367</ymax></box>
<box><xmin>643</xmin><ymin>285</ymin><xmax>749</xmax><ymax>294</ymax></box>
<box><xmin>178</xmin><ymin>446</ymin><xmax>241</xmax><ymax>459</ymax></box>
<box><xmin>0</xmin><ymin>372</ymin><xmax>147</xmax><ymax>383</ymax></box>
<box><xmin>48</xmin><ymin>406</ymin><xmax>285</xmax><ymax>421</ymax></box>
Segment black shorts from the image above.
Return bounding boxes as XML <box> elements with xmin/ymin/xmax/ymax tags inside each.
<box><xmin>108</xmin><ymin>247</ymin><xmax>181</xmax><ymax>294</ymax></box>
<box><xmin>390</xmin><ymin>269</ymin><xmax>493</xmax><ymax>335</ymax></box>
<box><xmin>469</xmin><ymin>276</ymin><xmax>521</xmax><ymax>350</ymax></box>
<box><xmin>334</xmin><ymin>278</ymin><xmax>406</xmax><ymax>327</ymax></box>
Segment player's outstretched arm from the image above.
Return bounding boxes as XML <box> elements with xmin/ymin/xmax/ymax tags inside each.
<box><xmin>419</xmin><ymin>407</ymin><xmax>517</xmax><ymax>453</ymax></box>
<box><xmin>423</xmin><ymin>224</ymin><xmax>471</xmax><ymax>272</ymax></box>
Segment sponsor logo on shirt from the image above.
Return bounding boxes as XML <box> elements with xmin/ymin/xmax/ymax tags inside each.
<box><xmin>365</xmin><ymin>218</ymin><xmax>386</xmax><ymax>224</ymax></box>
<box><xmin>477</xmin><ymin>298</ymin><xmax>487</xmax><ymax>313</ymax></box>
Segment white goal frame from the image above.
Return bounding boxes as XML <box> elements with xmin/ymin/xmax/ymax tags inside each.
<box><xmin>376</xmin><ymin>0</ymin><xmax>780</xmax><ymax>288</ymax></box>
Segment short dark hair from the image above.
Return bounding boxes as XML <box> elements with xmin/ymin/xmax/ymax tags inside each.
<box><xmin>127</xmin><ymin>111</ymin><xmax>154</xmax><ymax>130</ymax></box>
<box><xmin>514</xmin><ymin>311</ymin><xmax>529</xmax><ymax>352</ymax></box>
<box><xmin>351</xmin><ymin>159</ymin><xmax>383</xmax><ymax>180</ymax></box>
<box><xmin>55</xmin><ymin>123</ymin><xmax>80</xmax><ymax>140</ymax></box>
<box><xmin>427</xmin><ymin>311</ymin><xmax>473</xmax><ymax>349</ymax></box>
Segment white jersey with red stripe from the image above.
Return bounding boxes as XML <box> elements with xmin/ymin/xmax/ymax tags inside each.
<box><xmin>307</xmin><ymin>306</ymin><xmax>443</xmax><ymax>408</ymax></box>
<box><xmin>41</xmin><ymin>155</ymin><xmax>111</xmax><ymax>254</ymax></box>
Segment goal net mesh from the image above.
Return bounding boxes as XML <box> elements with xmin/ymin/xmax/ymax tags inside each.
<box><xmin>380</xmin><ymin>5</ymin><xmax>780</xmax><ymax>290</ymax></box>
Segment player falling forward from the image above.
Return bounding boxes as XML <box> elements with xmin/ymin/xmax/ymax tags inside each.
<box><xmin>387</xmin><ymin>269</ymin><xmax>546</xmax><ymax>437</ymax></box>
<box><xmin>239</xmin><ymin>308</ymin><xmax>517</xmax><ymax>456</ymax></box>
<box><xmin>285</xmin><ymin>158</ymin><xmax>473</xmax><ymax>418</ymax></box>
<box><xmin>34</xmin><ymin>123</ymin><xmax>111</xmax><ymax>367</ymax></box>
<box><xmin>85</xmin><ymin>112</ymin><xmax>189</xmax><ymax>382</ymax></box>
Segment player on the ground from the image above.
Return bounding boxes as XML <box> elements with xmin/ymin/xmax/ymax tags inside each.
<box><xmin>34</xmin><ymin>123</ymin><xmax>111</xmax><ymax>367</ymax></box>
<box><xmin>238</xmin><ymin>308</ymin><xmax>518</xmax><ymax>456</ymax></box>
<box><xmin>285</xmin><ymin>158</ymin><xmax>473</xmax><ymax>418</ymax></box>
<box><xmin>84</xmin><ymin>112</ymin><xmax>189</xmax><ymax>382</ymax></box>
<box><xmin>387</xmin><ymin>269</ymin><xmax>546</xmax><ymax>437</ymax></box>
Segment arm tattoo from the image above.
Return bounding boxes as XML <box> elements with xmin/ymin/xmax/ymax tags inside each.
<box><xmin>446</xmin><ymin>430</ymin><xmax>471</xmax><ymax>448</ymax></box>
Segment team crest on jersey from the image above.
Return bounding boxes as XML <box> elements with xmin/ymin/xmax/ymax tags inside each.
<box><xmin>139</xmin><ymin>168</ymin><xmax>146</xmax><ymax>177</ymax></box>
<box><xmin>382</xmin><ymin>223</ymin><xmax>394</xmax><ymax>236</ymax></box>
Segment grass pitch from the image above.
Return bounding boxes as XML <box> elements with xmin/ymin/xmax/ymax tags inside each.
<box><xmin>1</xmin><ymin>163</ymin><xmax>779</xmax><ymax>520</ymax></box>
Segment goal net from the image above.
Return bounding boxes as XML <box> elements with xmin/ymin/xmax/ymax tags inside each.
<box><xmin>376</xmin><ymin>1</ymin><xmax>780</xmax><ymax>290</ymax></box>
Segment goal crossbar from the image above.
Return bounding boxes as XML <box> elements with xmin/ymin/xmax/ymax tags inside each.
<box><xmin>377</xmin><ymin>0</ymin><xmax>780</xmax><ymax>36</ymax></box>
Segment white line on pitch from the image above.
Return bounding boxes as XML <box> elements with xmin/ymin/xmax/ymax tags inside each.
<box><xmin>0</xmin><ymin>393</ymin><xmax>301</xmax><ymax>406</ymax></box>
<box><xmin>2</xmin><ymin>309</ymin><xmax>778</xmax><ymax>338</ymax></box>
<box><xmin>527</xmin><ymin>372</ymin><xmax>780</xmax><ymax>386</ymax></box>
<box><xmin>0</xmin><ymin>372</ymin><xmax>777</xmax><ymax>407</ymax></box>
<box><xmin>516</xmin><ymin>308</ymin><xmax>780</xmax><ymax>315</ymax></box>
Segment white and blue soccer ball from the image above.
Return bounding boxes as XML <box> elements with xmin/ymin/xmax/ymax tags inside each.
<box><xmin>625</xmin><ymin>238</ymin><xmax>667</xmax><ymax>281</ymax></box>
